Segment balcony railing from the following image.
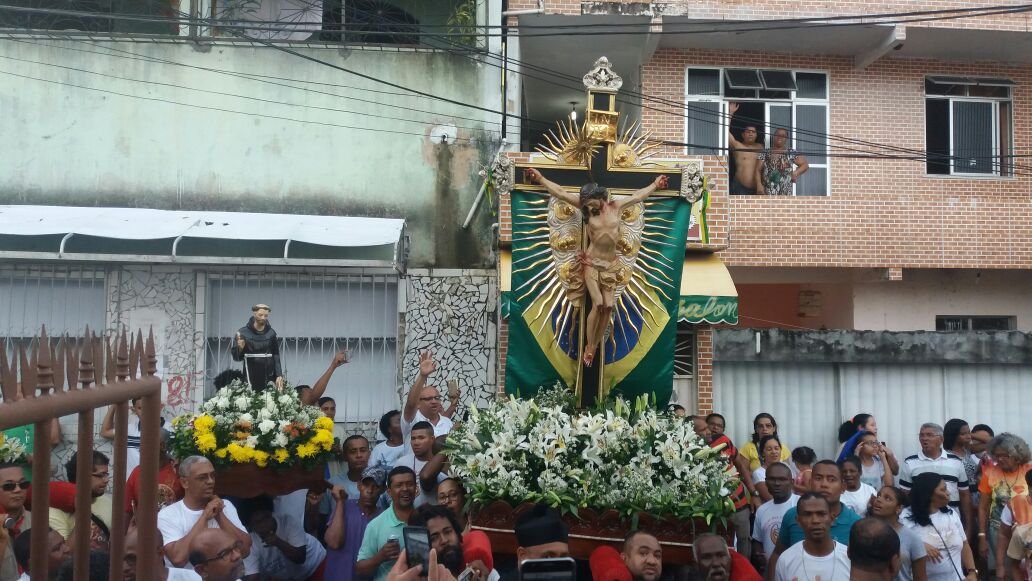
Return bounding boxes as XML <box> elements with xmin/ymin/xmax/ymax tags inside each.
<box><xmin>0</xmin><ymin>0</ymin><xmax>486</xmax><ymax>48</ymax></box>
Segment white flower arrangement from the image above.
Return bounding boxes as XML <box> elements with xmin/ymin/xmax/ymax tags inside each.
<box><xmin>445</xmin><ymin>385</ymin><xmax>738</xmax><ymax>522</ymax></box>
<box><xmin>0</xmin><ymin>433</ymin><xmax>27</xmax><ymax>464</ymax></box>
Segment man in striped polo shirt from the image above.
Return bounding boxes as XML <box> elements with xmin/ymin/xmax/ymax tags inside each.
<box><xmin>899</xmin><ymin>422</ymin><xmax>973</xmax><ymax>535</ymax></box>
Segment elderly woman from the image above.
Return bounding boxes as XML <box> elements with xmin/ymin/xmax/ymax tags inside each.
<box><xmin>977</xmin><ymin>433</ymin><xmax>1032</xmax><ymax>576</ymax></box>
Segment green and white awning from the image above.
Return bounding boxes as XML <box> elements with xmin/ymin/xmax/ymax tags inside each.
<box><xmin>678</xmin><ymin>254</ymin><xmax>739</xmax><ymax>325</ymax></box>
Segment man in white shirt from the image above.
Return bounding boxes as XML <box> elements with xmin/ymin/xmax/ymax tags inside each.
<box><xmin>188</xmin><ymin>528</ymin><xmax>246</xmax><ymax>581</ymax></box>
<box><xmin>775</xmin><ymin>493</ymin><xmax>851</xmax><ymax>581</ymax></box>
<box><xmin>241</xmin><ymin>499</ymin><xmax>326</xmax><ymax>580</ymax></box>
<box><xmin>753</xmin><ymin>462</ymin><xmax>799</xmax><ymax>569</ymax></box>
<box><xmin>899</xmin><ymin>423</ymin><xmax>972</xmax><ymax>530</ymax></box>
<box><xmin>158</xmin><ymin>456</ymin><xmax>252</xmax><ymax>570</ymax></box>
<box><xmin>401</xmin><ymin>352</ymin><xmax>453</xmax><ymax>441</ymax></box>
<box><xmin>392</xmin><ymin>422</ymin><xmax>445</xmax><ymax>508</ymax></box>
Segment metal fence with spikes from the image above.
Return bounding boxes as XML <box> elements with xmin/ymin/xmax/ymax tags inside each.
<box><xmin>0</xmin><ymin>325</ymin><xmax>161</xmax><ymax>581</ymax></box>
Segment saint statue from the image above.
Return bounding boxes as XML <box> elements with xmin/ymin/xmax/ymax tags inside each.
<box><xmin>526</xmin><ymin>168</ymin><xmax>668</xmax><ymax>367</ymax></box>
<box><xmin>231</xmin><ymin>303</ymin><xmax>284</xmax><ymax>391</ymax></box>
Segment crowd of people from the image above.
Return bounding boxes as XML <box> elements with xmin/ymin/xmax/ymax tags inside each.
<box><xmin>2</xmin><ymin>349</ymin><xmax>1031</xmax><ymax>581</ymax></box>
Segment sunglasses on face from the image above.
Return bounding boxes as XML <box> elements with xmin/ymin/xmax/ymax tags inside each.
<box><xmin>420</xmin><ymin>396</ymin><xmax>442</xmax><ymax>402</ymax></box>
<box><xmin>1</xmin><ymin>481</ymin><xmax>30</xmax><ymax>492</ymax></box>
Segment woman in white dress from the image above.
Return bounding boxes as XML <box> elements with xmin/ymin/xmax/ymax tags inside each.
<box><xmin>901</xmin><ymin>473</ymin><xmax>978</xmax><ymax>581</ymax></box>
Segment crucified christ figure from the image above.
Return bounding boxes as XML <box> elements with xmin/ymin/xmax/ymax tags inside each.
<box><xmin>526</xmin><ymin>168</ymin><xmax>668</xmax><ymax>367</ymax></box>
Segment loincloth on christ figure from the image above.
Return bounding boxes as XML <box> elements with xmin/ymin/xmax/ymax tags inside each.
<box><xmin>563</xmin><ymin>256</ymin><xmax>630</xmax><ymax>307</ymax></box>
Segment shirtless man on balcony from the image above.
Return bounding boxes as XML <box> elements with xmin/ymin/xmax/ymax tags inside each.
<box><xmin>728</xmin><ymin>102</ymin><xmax>763</xmax><ymax>195</ymax></box>
<box><xmin>526</xmin><ymin>168</ymin><xmax>668</xmax><ymax>367</ymax></box>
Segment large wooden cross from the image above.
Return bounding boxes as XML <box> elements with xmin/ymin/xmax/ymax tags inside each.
<box><xmin>510</xmin><ymin>57</ymin><xmax>689</xmax><ymax>406</ymax></box>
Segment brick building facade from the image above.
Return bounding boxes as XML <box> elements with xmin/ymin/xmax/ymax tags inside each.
<box><xmin>497</xmin><ymin>0</ymin><xmax>1032</xmax><ymax>416</ymax></box>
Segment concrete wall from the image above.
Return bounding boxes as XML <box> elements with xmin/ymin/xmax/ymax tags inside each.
<box><xmin>853</xmin><ymin>269</ymin><xmax>1032</xmax><ymax>331</ymax></box>
<box><xmin>0</xmin><ymin>39</ymin><xmax>506</xmax><ymax>268</ymax></box>
<box><xmin>715</xmin><ymin>328</ymin><xmax>1032</xmax><ymax>364</ymax></box>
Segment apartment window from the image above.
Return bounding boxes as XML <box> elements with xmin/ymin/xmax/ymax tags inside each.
<box><xmin>684</xmin><ymin>67</ymin><xmax>830</xmax><ymax>196</ymax></box>
<box><xmin>925</xmin><ymin>77</ymin><xmax>1014</xmax><ymax>177</ymax></box>
<box><xmin>936</xmin><ymin>316</ymin><xmax>1016</xmax><ymax>331</ymax></box>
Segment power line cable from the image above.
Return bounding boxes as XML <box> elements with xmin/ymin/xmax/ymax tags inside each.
<box><xmin>0</xmin><ymin>67</ymin><xmax>477</xmax><ymax>141</ymax></box>
<box><xmin>341</xmin><ymin>2</ymin><xmax>1032</xmax><ymax>173</ymax></box>
<box><xmin>5</xmin><ymin>2</ymin><xmax>1027</xmax><ymax>171</ymax></box>
<box><xmin>1</xmin><ymin>3</ymin><xmax>1031</xmax><ymax>37</ymax></box>
<box><xmin>0</xmin><ymin>47</ymin><xmax>507</xmax><ymax>135</ymax></box>
<box><xmin>37</xmin><ymin>36</ymin><xmax>1032</xmax><ymax>166</ymax></box>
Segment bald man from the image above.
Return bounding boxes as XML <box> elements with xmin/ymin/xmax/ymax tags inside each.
<box><xmin>188</xmin><ymin>529</ymin><xmax>245</xmax><ymax>581</ymax></box>
<box><xmin>122</xmin><ymin>527</ymin><xmax>200</xmax><ymax>581</ymax></box>
<box><xmin>401</xmin><ymin>352</ymin><xmax>454</xmax><ymax>443</ymax></box>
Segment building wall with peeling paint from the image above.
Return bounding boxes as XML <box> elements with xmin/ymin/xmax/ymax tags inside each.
<box><xmin>0</xmin><ymin>40</ymin><xmax>508</xmax><ymax>268</ymax></box>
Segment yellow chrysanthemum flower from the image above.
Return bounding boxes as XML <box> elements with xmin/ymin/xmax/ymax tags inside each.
<box><xmin>296</xmin><ymin>443</ymin><xmax>317</xmax><ymax>458</ymax></box>
<box><xmin>314</xmin><ymin>417</ymin><xmax>334</xmax><ymax>432</ymax></box>
<box><xmin>273</xmin><ymin>448</ymin><xmax>290</xmax><ymax>463</ymax></box>
<box><xmin>311</xmin><ymin>429</ymin><xmax>334</xmax><ymax>449</ymax></box>
<box><xmin>193</xmin><ymin>415</ymin><xmax>216</xmax><ymax>433</ymax></box>
<box><xmin>227</xmin><ymin>443</ymin><xmax>254</xmax><ymax>463</ymax></box>
<box><xmin>215</xmin><ymin>447</ymin><xmax>229</xmax><ymax>459</ymax></box>
<box><xmin>253</xmin><ymin>450</ymin><xmax>270</xmax><ymax>468</ymax></box>
<box><xmin>195</xmin><ymin>432</ymin><xmax>218</xmax><ymax>453</ymax></box>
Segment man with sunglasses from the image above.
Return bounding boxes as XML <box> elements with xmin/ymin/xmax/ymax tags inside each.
<box><xmin>401</xmin><ymin>352</ymin><xmax>454</xmax><ymax>446</ymax></box>
<box><xmin>0</xmin><ymin>463</ymin><xmax>31</xmax><ymax>581</ymax></box>
<box><xmin>189</xmin><ymin>529</ymin><xmax>245</xmax><ymax>581</ymax></box>
<box><xmin>158</xmin><ymin>456</ymin><xmax>251</xmax><ymax>572</ymax></box>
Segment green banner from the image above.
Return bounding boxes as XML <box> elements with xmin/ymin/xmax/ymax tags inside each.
<box><xmin>504</xmin><ymin>190</ymin><xmax>693</xmax><ymax>404</ymax></box>
<box><xmin>678</xmin><ymin>295</ymin><xmax>739</xmax><ymax>324</ymax></box>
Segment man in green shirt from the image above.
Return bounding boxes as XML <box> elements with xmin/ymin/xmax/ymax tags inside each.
<box><xmin>356</xmin><ymin>466</ymin><xmax>418</xmax><ymax>581</ymax></box>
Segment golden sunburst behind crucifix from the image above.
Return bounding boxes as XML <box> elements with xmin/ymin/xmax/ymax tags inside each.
<box><xmin>536</xmin><ymin>118</ymin><xmax>603</xmax><ymax>167</ymax></box>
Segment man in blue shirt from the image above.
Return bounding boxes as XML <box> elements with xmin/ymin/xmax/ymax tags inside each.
<box><xmin>765</xmin><ymin>460</ymin><xmax>861</xmax><ymax>580</ymax></box>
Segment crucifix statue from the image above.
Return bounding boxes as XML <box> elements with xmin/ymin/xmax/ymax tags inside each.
<box><xmin>525</xmin><ymin>169</ymin><xmax>668</xmax><ymax>367</ymax></box>
<box><xmin>504</xmin><ymin>57</ymin><xmax>705</xmax><ymax>406</ymax></box>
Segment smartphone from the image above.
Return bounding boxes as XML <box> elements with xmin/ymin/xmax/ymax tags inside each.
<box><xmin>402</xmin><ymin>526</ymin><xmax>430</xmax><ymax>571</ymax></box>
<box><xmin>518</xmin><ymin>557</ymin><xmax>577</xmax><ymax>580</ymax></box>
<box><xmin>447</xmin><ymin>378</ymin><xmax>459</xmax><ymax>399</ymax></box>
<box><xmin>458</xmin><ymin>567</ymin><xmax>479</xmax><ymax>581</ymax></box>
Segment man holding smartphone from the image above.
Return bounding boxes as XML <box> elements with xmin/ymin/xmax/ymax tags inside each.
<box><xmin>357</xmin><ymin>467</ymin><xmax>419</xmax><ymax>581</ymax></box>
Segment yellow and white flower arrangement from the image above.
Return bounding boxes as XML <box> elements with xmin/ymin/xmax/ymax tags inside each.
<box><xmin>170</xmin><ymin>379</ymin><xmax>335</xmax><ymax>470</ymax></box>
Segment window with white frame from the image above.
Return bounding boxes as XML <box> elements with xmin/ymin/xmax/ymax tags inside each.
<box><xmin>925</xmin><ymin>77</ymin><xmax>1014</xmax><ymax>177</ymax></box>
<box><xmin>204</xmin><ymin>271</ymin><xmax>400</xmax><ymax>423</ymax></box>
<box><xmin>673</xmin><ymin>322</ymin><xmax>697</xmax><ymax>412</ymax></box>
<box><xmin>684</xmin><ymin>67</ymin><xmax>830</xmax><ymax>196</ymax></box>
<box><xmin>0</xmin><ymin>265</ymin><xmax>107</xmax><ymax>361</ymax></box>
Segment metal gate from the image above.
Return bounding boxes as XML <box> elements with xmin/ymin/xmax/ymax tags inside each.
<box><xmin>204</xmin><ymin>270</ymin><xmax>400</xmax><ymax>424</ymax></box>
<box><xmin>714</xmin><ymin>361</ymin><xmax>1032</xmax><ymax>462</ymax></box>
